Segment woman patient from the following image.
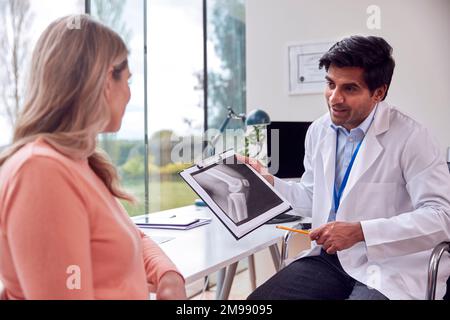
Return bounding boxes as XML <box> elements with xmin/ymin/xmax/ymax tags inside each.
<box><xmin>0</xmin><ymin>15</ymin><xmax>186</xmax><ymax>300</ymax></box>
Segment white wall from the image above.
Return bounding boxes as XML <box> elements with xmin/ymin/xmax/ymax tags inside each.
<box><xmin>246</xmin><ymin>0</ymin><xmax>450</xmax><ymax>150</ymax></box>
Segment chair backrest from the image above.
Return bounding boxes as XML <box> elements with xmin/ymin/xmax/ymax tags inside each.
<box><xmin>444</xmin><ymin>276</ymin><xmax>450</xmax><ymax>300</ymax></box>
<box><xmin>427</xmin><ymin>241</ymin><xmax>450</xmax><ymax>300</ymax></box>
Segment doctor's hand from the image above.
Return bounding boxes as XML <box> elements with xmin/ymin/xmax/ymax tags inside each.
<box><xmin>156</xmin><ymin>271</ymin><xmax>187</xmax><ymax>300</ymax></box>
<box><xmin>236</xmin><ymin>155</ymin><xmax>274</xmax><ymax>186</ymax></box>
<box><xmin>309</xmin><ymin>222</ymin><xmax>365</xmax><ymax>255</ymax></box>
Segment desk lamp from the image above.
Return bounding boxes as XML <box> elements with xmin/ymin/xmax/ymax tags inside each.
<box><xmin>203</xmin><ymin>107</ymin><xmax>271</xmax><ymax>158</ymax></box>
<box><xmin>197</xmin><ymin>107</ymin><xmax>298</xmax><ymax>224</ymax></box>
<box><xmin>196</xmin><ymin>107</ymin><xmax>270</xmax><ymax>208</ymax></box>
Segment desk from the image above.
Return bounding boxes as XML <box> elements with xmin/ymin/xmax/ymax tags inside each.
<box><xmin>135</xmin><ymin>205</ymin><xmax>307</xmax><ymax>300</ymax></box>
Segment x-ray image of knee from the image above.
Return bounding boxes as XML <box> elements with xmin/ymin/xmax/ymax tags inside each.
<box><xmin>187</xmin><ymin>155</ymin><xmax>286</xmax><ymax>231</ymax></box>
<box><xmin>193</xmin><ymin>165</ymin><xmax>251</xmax><ymax>224</ymax></box>
<box><xmin>192</xmin><ymin>158</ymin><xmax>284</xmax><ymax>226</ymax></box>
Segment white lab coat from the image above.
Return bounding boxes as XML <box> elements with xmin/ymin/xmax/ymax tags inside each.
<box><xmin>274</xmin><ymin>101</ymin><xmax>450</xmax><ymax>300</ymax></box>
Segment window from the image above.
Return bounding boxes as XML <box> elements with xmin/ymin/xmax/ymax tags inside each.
<box><xmin>145</xmin><ymin>0</ymin><xmax>247</xmax><ymax>213</ymax></box>
<box><xmin>146</xmin><ymin>0</ymin><xmax>203</xmax><ymax>213</ymax></box>
<box><xmin>0</xmin><ymin>0</ymin><xmax>84</xmax><ymax>148</ymax></box>
<box><xmin>203</xmin><ymin>0</ymin><xmax>247</xmax><ymax>157</ymax></box>
<box><xmin>206</xmin><ymin>0</ymin><xmax>246</xmax><ymax>131</ymax></box>
<box><xmin>90</xmin><ymin>0</ymin><xmax>147</xmax><ymax>216</ymax></box>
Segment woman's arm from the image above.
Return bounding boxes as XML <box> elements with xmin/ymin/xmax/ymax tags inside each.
<box><xmin>137</xmin><ymin>229</ymin><xmax>187</xmax><ymax>300</ymax></box>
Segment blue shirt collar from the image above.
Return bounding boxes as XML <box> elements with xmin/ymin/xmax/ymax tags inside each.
<box><xmin>330</xmin><ymin>103</ymin><xmax>378</xmax><ymax>136</ymax></box>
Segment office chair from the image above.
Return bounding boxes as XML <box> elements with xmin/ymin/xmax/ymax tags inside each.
<box><xmin>279</xmin><ymin>222</ymin><xmax>308</xmax><ymax>270</ymax></box>
<box><xmin>427</xmin><ymin>241</ymin><xmax>450</xmax><ymax>300</ymax></box>
<box><xmin>280</xmin><ymin>227</ymin><xmax>450</xmax><ymax>300</ymax></box>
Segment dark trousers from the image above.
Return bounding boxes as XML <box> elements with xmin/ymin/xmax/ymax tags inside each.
<box><xmin>247</xmin><ymin>249</ymin><xmax>388</xmax><ymax>300</ymax></box>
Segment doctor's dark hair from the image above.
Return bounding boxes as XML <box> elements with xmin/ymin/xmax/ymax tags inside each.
<box><xmin>319</xmin><ymin>36</ymin><xmax>395</xmax><ymax>100</ymax></box>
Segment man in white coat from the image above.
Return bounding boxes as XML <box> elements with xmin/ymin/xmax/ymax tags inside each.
<box><xmin>246</xmin><ymin>36</ymin><xmax>450</xmax><ymax>300</ymax></box>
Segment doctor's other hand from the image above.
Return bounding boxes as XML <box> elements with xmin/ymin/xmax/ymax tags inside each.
<box><xmin>236</xmin><ymin>154</ymin><xmax>274</xmax><ymax>186</ymax></box>
<box><xmin>309</xmin><ymin>222</ymin><xmax>365</xmax><ymax>255</ymax></box>
<box><xmin>156</xmin><ymin>271</ymin><xmax>187</xmax><ymax>300</ymax></box>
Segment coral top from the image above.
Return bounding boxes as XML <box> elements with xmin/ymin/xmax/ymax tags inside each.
<box><xmin>0</xmin><ymin>138</ymin><xmax>183</xmax><ymax>300</ymax></box>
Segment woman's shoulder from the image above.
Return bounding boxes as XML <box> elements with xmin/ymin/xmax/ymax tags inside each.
<box><xmin>0</xmin><ymin>138</ymin><xmax>82</xmax><ymax>184</ymax></box>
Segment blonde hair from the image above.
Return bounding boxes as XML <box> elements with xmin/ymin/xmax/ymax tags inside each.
<box><xmin>0</xmin><ymin>14</ymin><xmax>134</xmax><ymax>202</ymax></box>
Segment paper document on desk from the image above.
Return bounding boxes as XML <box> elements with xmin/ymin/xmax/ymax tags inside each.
<box><xmin>134</xmin><ymin>215</ymin><xmax>212</xmax><ymax>230</ymax></box>
<box><xmin>180</xmin><ymin>150</ymin><xmax>293</xmax><ymax>239</ymax></box>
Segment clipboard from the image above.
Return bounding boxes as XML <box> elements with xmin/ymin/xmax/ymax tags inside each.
<box><xmin>180</xmin><ymin>150</ymin><xmax>294</xmax><ymax>239</ymax></box>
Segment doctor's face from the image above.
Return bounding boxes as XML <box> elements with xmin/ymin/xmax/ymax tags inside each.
<box><xmin>325</xmin><ymin>65</ymin><xmax>386</xmax><ymax>131</ymax></box>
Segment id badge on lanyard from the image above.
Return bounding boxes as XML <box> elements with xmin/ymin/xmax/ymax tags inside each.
<box><xmin>333</xmin><ymin>133</ymin><xmax>364</xmax><ymax>213</ymax></box>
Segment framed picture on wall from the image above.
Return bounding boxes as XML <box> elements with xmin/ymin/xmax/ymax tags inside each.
<box><xmin>287</xmin><ymin>41</ymin><xmax>334</xmax><ymax>95</ymax></box>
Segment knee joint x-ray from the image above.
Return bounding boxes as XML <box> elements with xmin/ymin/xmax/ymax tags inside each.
<box><xmin>203</xmin><ymin>167</ymin><xmax>250</xmax><ymax>223</ymax></box>
<box><xmin>188</xmin><ymin>153</ymin><xmax>286</xmax><ymax>226</ymax></box>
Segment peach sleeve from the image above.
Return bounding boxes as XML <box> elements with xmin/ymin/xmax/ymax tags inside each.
<box><xmin>137</xmin><ymin>228</ymin><xmax>185</xmax><ymax>290</ymax></box>
<box><xmin>4</xmin><ymin>157</ymin><xmax>95</xmax><ymax>299</ymax></box>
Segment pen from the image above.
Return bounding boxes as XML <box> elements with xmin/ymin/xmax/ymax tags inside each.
<box><xmin>276</xmin><ymin>225</ymin><xmax>311</xmax><ymax>236</ymax></box>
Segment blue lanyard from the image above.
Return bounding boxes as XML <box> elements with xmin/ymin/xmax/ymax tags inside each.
<box><xmin>333</xmin><ymin>132</ymin><xmax>364</xmax><ymax>213</ymax></box>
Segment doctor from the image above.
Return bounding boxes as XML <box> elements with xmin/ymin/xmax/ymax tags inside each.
<box><xmin>246</xmin><ymin>36</ymin><xmax>450</xmax><ymax>300</ymax></box>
